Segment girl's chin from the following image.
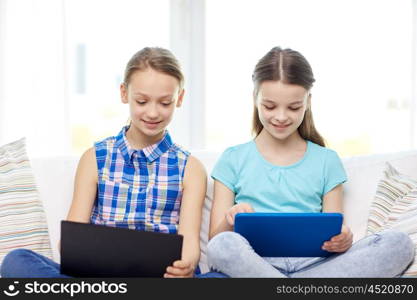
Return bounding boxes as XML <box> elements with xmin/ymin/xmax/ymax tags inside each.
<box><xmin>131</xmin><ymin>123</ymin><xmax>166</xmax><ymax>136</ymax></box>
<box><xmin>141</xmin><ymin>127</ymin><xmax>165</xmax><ymax>136</ymax></box>
<box><xmin>265</xmin><ymin>127</ymin><xmax>293</xmax><ymax>140</ymax></box>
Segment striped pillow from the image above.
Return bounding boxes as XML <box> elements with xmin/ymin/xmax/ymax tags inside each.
<box><xmin>367</xmin><ymin>163</ymin><xmax>417</xmax><ymax>276</ymax></box>
<box><xmin>367</xmin><ymin>163</ymin><xmax>417</xmax><ymax>234</ymax></box>
<box><xmin>0</xmin><ymin>138</ymin><xmax>52</xmax><ymax>265</ymax></box>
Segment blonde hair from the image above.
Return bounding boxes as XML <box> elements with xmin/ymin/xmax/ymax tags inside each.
<box><xmin>252</xmin><ymin>47</ymin><xmax>325</xmax><ymax>147</ymax></box>
<box><xmin>123</xmin><ymin>47</ymin><xmax>184</xmax><ymax>89</ymax></box>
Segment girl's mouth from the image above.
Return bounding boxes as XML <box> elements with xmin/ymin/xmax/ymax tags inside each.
<box><xmin>272</xmin><ymin>123</ymin><xmax>290</xmax><ymax>129</ymax></box>
<box><xmin>142</xmin><ymin>120</ymin><xmax>162</xmax><ymax>128</ymax></box>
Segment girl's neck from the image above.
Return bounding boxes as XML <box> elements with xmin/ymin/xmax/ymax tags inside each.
<box><xmin>254</xmin><ymin>129</ymin><xmax>307</xmax><ymax>166</ymax></box>
<box><xmin>126</xmin><ymin>125</ymin><xmax>165</xmax><ymax>150</ymax></box>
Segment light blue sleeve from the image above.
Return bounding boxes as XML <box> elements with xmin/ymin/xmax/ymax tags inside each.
<box><xmin>211</xmin><ymin>147</ymin><xmax>237</xmax><ymax>193</ymax></box>
<box><xmin>323</xmin><ymin>149</ymin><xmax>347</xmax><ymax>195</ymax></box>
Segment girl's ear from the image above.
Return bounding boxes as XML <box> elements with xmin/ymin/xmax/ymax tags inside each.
<box><xmin>176</xmin><ymin>89</ymin><xmax>185</xmax><ymax>108</ymax></box>
<box><xmin>120</xmin><ymin>83</ymin><xmax>128</xmax><ymax>104</ymax></box>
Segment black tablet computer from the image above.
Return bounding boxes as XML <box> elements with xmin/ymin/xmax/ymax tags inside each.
<box><xmin>60</xmin><ymin>220</ymin><xmax>183</xmax><ymax>277</ymax></box>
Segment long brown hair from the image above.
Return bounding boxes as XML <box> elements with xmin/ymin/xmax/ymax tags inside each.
<box><xmin>252</xmin><ymin>47</ymin><xmax>325</xmax><ymax>147</ymax></box>
<box><xmin>123</xmin><ymin>47</ymin><xmax>184</xmax><ymax>89</ymax></box>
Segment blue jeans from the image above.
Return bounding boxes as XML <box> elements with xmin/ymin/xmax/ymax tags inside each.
<box><xmin>1</xmin><ymin>249</ymin><xmax>70</xmax><ymax>278</ymax></box>
<box><xmin>196</xmin><ymin>271</ymin><xmax>229</xmax><ymax>278</ymax></box>
<box><xmin>201</xmin><ymin>230</ymin><xmax>415</xmax><ymax>278</ymax></box>
<box><xmin>1</xmin><ymin>249</ymin><xmax>202</xmax><ymax>278</ymax></box>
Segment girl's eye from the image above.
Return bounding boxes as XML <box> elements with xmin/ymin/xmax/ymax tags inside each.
<box><xmin>161</xmin><ymin>102</ymin><xmax>172</xmax><ymax>106</ymax></box>
<box><xmin>263</xmin><ymin>105</ymin><xmax>274</xmax><ymax>110</ymax></box>
<box><xmin>136</xmin><ymin>100</ymin><xmax>147</xmax><ymax>105</ymax></box>
<box><xmin>289</xmin><ymin>107</ymin><xmax>301</xmax><ymax>111</ymax></box>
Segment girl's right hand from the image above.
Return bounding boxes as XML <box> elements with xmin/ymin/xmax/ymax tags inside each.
<box><xmin>225</xmin><ymin>203</ymin><xmax>254</xmax><ymax>226</ymax></box>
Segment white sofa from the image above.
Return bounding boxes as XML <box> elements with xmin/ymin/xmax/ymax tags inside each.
<box><xmin>30</xmin><ymin>150</ymin><xmax>417</xmax><ymax>273</ymax></box>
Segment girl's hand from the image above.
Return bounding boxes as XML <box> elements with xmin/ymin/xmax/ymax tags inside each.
<box><xmin>322</xmin><ymin>224</ymin><xmax>353</xmax><ymax>253</ymax></box>
<box><xmin>226</xmin><ymin>203</ymin><xmax>254</xmax><ymax>226</ymax></box>
<box><xmin>164</xmin><ymin>260</ymin><xmax>195</xmax><ymax>278</ymax></box>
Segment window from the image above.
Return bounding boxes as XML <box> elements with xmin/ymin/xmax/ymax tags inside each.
<box><xmin>0</xmin><ymin>0</ymin><xmax>169</xmax><ymax>156</ymax></box>
<box><xmin>1</xmin><ymin>0</ymin><xmax>416</xmax><ymax>157</ymax></box>
<box><xmin>206</xmin><ymin>0</ymin><xmax>414</xmax><ymax>156</ymax></box>
<box><xmin>65</xmin><ymin>0</ymin><xmax>170</xmax><ymax>154</ymax></box>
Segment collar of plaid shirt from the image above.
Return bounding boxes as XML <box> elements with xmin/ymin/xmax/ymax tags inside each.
<box><xmin>115</xmin><ymin>126</ymin><xmax>173</xmax><ymax>164</ymax></box>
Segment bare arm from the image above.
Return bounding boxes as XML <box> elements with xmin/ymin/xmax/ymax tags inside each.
<box><xmin>322</xmin><ymin>184</ymin><xmax>353</xmax><ymax>252</ymax></box>
<box><xmin>209</xmin><ymin>180</ymin><xmax>235</xmax><ymax>239</ymax></box>
<box><xmin>208</xmin><ymin>179</ymin><xmax>255</xmax><ymax>240</ymax></box>
<box><xmin>165</xmin><ymin>155</ymin><xmax>207</xmax><ymax>278</ymax></box>
<box><xmin>322</xmin><ymin>184</ymin><xmax>343</xmax><ymax>214</ymax></box>
<box><xmin>66</xmin><ymin>147</ymin><xmax>98</xmax><ymax>222</ymax></box>
<box><xmin>58</xmin><ymin>148</ymin><xmax>97</xmax><ymax>251</ymax></box>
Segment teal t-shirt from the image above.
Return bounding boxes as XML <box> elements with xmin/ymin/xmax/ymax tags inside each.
<box><xmin>211</xmin><ymin>140</ymin><xmax>347</xmax><ymax>213</ymax></box>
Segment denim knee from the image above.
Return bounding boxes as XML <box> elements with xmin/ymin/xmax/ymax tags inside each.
<box><xmin>376</xmin><ymin>230</ymin><xmax>415</xmax><ymax>265</ymax></box>
<box><xmin>0</xmin><ymin>249</ymin><xmax>35</xmax><ymax>277</ymax></box>
<box><xmin>207</xmin><ymin>231</ymin><xmax>248</xmax><ymax>269</ymax></box>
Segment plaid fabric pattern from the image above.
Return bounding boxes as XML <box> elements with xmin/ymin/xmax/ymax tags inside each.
<box><xmin>90</xmin><ymin>126</ymin><xmax>190</xmax><ymax>234</ymax></box>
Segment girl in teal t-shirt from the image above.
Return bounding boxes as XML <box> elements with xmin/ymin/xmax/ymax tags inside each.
<box><xmin>201</xmin><ymin>47</ymin><xmax>414</xmax><ymax>278</ymax></box>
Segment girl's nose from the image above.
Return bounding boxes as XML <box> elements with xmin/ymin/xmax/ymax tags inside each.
<box><xmin>274</xmin><ymin>110</ymin><xmax>288</xmax><ymax>123</ymax></box>
<box><xmin>146</xmin><ymin>104</ymin><xmax>159</xmax><ymax>119</ymax></box>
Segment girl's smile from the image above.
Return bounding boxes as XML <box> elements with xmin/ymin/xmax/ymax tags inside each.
<box><xmin>142</xmin><ymin>119</ymin><xmax>163</xmax><ymax>129</ymax></box>
<box><xmin>271</xmin><ymin>123</ymin><xmax>291</xmax><ymax>130</ymax></box>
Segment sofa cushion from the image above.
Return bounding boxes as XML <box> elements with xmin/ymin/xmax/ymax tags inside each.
<box><xmin>367</xmin><ymin>163</ymin><xmax>417</xmax><ymax>276</ymax></box>
<box><xmin>367</xmin><ymin>163</ymin><xmax>417</xmax><ymax>234</ymax></box>
<box><xmin>342</xmin><ymin>151</ymin><xmax>417</xmax><ymax>241</ymax></box>
<box><xmin>31</xmin><ymin>156</ymin><xmax>82</xmax><ymax>262</ymax></box>
<box><xmin>0</xmin><ymin>138</ymin><xmax>52</xmax><ymax>265</ymax></box>
<box><xmin>192</xmin><ymin>151</ymin><xmax>220</xmax><ymax>273</ymax></box>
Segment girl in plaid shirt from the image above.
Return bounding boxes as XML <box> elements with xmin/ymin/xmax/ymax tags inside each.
<box><xmin>1</xmin><ymin>47</ymin><xmax>207</xmax><ymax>278</ymax></box>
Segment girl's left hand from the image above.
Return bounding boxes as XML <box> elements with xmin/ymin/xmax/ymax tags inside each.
<box><xmin>164</xmin><ymin>260</ymin><xmax>195</xmax><ymax>278</ymax></box>
<box><xmin>322</xmin><ymin>224</ymin><xmax>353</xmax><ymax>253</ymax></box>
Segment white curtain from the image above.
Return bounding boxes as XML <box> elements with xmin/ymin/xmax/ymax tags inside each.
<box><xmin>0</xmin><ymin>0</ymin><xmax>179</xmax><ymax>156</ymax></box>
<box><xmin>0</xmin><ymin>0</ymin><xmax>69</xmax><ymax>156</ymax></box>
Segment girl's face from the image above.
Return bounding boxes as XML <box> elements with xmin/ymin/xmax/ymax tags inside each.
<box><xmin>256</xmin><ymin>80</ymin><xmax>309</xmax><ymax>142</ymax></box>
<box><xmin>121</xmin><ymin>68</ymin><xmax>183</xmax><ymax>139</ymax></box>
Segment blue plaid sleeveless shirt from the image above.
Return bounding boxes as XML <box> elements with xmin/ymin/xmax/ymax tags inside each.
<box><xmin>90</xmin><ymin>126</ymin><xmax>190</xmax><ymax>233</ymax></box>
